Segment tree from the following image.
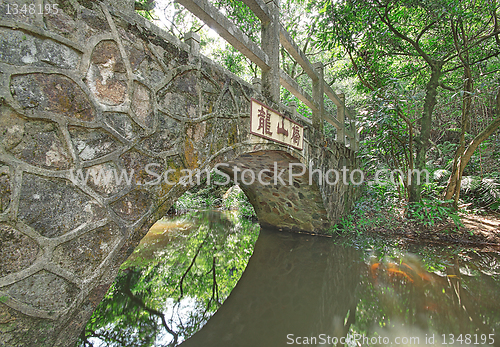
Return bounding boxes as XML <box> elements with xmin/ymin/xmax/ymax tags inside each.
<box><xmin>443</xmin><ymin>86</ymin><xmax>500</xmax><ymax>205</ymax></box>
<box><xmin>442</xmin><ymin>2</ymin><xmax>500</xmax><ymax>205</ymax></box>
<box><xmin>316</xmin><ymin>0</ymin><xmax>500</xmax><ymax>203</ymax></box>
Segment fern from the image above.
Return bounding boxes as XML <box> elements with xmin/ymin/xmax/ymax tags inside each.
<box><xmin>433</xmin><ymin>169</ymin><xmax>450</xmax><ymax>182</ymax></box>
<box><xmin>460</xmin><ymin>176</ymin><xmax>500</xmax><ymax>208</ymax></box>
<box><xmin>461</xmin><ymin>176</ymin><xmax>482</xmax><ymax>193</ymax></box>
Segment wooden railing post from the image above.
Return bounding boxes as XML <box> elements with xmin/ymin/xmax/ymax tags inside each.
<box><xmin>289</xmin><ymin>100</ymin><xmax>297</xmax><ymax>120</ymax></box>
<box><xmin>252</xmin><ymin>77</ymin><xmax>262</xmax><ymax>96</ymax></box>
<box><xmin>184</xmin><ymin>31</ymin><xmax>200</xmax><ymax>55</ymax></box>
<box><xmin>312</xmin><ymin>62</ymin><xmax>324</xmax><ymax>133</ymax></box>
<box><xmin>261</xmin><ymin>0</ymin><xmax>280</xmax><ymax>105</ymax></box>
<box><xmin>337</xmin><ymin>92</ymin><xmax>346</xmax><ymax>145</ymax></box>
<box><xmin>351</xmin><ymin>115</ymin><xmax>359</xmax><ymax>151</ymax></box>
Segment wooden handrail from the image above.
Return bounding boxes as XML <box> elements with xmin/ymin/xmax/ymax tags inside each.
<box><xmin>176</xmin><ymin>0</ymin><xmax>359</xmax><ymax>150</ymax></box>
<box><xmin>176</xmin><ymin>0</ymin><xmax>271</xmax><ymax>70</ymax></box>
<box><xmin>279</xmin><ymin>27</ymin><xmax>319</xmax><ymax>82</ymax></box>
<box><xmin>239</xmin><ymin>0</ymin><xmax>271</xmax><ymax>23</ymax></box>
<box><xmin>279</xmin><ymin>69</ymin><xmax>318</xmax><ymax>111</ymax></box>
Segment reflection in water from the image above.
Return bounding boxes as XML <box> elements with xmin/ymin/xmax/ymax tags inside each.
<box><xmin>351</xmin><ymin>242</ymin><xmax>500</xmax><ymax>346</ymax></box>
<box><xmin>80</xmin><ymin>211</ymin><xmax>500</xmax><ymax>347</ymax></box>
<box><xmin>79</xmin><ymin>211</ymin><xmax>260</xmax><ymax>347</ymax></box>
<box><xmin>180</xmin><ymin>227</ymin><xmax>361</xmax><ymax>346</ymax></box>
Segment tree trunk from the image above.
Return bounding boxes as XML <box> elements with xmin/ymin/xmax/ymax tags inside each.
<box><xmin>444</xmin><ymin>86</ymin><xmax>500</xmax><ymax>201</ymax></box>
<box><xmin>409</xmin><ymin>62</ymin><xmax>442</xmax><ymax>203</ymax></box>
<box><xmin>452</xmin><ymin>69</ymin><xmax>472</xmax><ymax>208</ymax></box>
<box><xmin>444</xmin><ymin>20</ymin><xmax>473</xmax><ymax>207</ymax></box>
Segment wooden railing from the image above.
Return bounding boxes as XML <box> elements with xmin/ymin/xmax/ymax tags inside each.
<box><xmin>176</xmin><ymin>0</ymin><xmax>359</xmax><ymax>150</ymax></box>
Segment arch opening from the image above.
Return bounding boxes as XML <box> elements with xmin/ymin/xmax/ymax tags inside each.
<box><xmin>78</xmin><ymin>187</ymin><xmax>261</xmax><ymax>346</ymax></box>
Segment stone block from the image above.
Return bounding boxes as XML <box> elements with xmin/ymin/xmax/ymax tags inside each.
<box><xmin>0</xmin><ymin>224</ymin><xmax>39</xmax><ymax>278</ymax></box>
<box><xmin>86</xmin><ymin>40</ymin><xmax>128</xmax><ymax>106</ymax></box>
<box><xmin>10</xmin><ymin>120</ymin><xmax>71</xmax><ymax>170</ymax></box>
<box><xmin>158</xmin><ymin>70</ymin><xmax>199</xmax><ymax>118</ymax></box>
<box><xmin>131</xmin><ymin>81</ymin><xmax>154</xmax><ymax>128</ymax></box>
<box><xmin>84</xmin><ymin>162</ymin><xmax>127</xmax><ymax>198</ymax></box>
<box><xmin>51</xmin><ymin>223</ymin><xmax>120</xmax><ymax>279</ymax></box>
<box><xmin>0</xmin><ymin>105</ymin><xmax>26</xmax><ymax>151</ymax></box>
<box><xmin>18</xmin><ymin>174</ymin><xmax>103</xmax><ymax>238</ymax></box>
<box><xmin>104</xmin><ymin>112</ymin><xmax>143</xmax><ymax>141</ymax></box>
<box><xmin>4</xmin><ymin>270</ymin><xmax>78</xmax><ymax>312</ymax></box>
<box><xmin>110</xmin><ymin>189</ymin><xmax>152</xmax><ymax>221</ymax></box>
<box><xmin>0</xmin><ymin>28</ymin><xmax>80</xmax><ymax>69</ymax></box>
<box><xmin>69</xmin><ymin>126</ymin><xmax>120</xmax><ymax>161</ymax></box>
<box><xmin>0</xmin><ymin>1</ymin><xmax>38</xmax><ymax>25</ymax></box>
<box><xmin>11</xmin><ymin>73</ymin><xmax>95</xmax><ymax>122</ymax></box>
<box><xmin>139</xmin><ymin>114</ymin><xmax>181</xmax><ymax>154</ymax></box>
<box><xmin>0</xmin><ymin>164</ymin><xmax>11</xmax><ymax>213</ymax></box>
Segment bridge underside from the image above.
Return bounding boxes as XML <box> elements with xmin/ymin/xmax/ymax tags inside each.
<box><xmin>0</xmin><ymin>1</ymin><xmax>359</xmax><ymax>346</ymax></box>
<box><xmin>223</xmin><ymin>151</ymin><xmax>330</xmax><ymax>232</ymax></box>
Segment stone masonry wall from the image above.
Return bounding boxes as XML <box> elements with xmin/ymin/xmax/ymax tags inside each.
<box><xmin>0</xmin><ymin>1</ymin><xmax>358</xmax><ymax>346</ymax></box>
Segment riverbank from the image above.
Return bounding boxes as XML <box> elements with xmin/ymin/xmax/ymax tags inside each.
<box><xmin>346</xmin><ymin>207</ymin><xmax>500</xmax><ymax>249</ymax></box>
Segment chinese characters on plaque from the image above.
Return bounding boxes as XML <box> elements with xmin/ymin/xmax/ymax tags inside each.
<box><xmin>250</xmin><ymin>99</ymin><xmax>304</xmax><ymax>150</ymax></box>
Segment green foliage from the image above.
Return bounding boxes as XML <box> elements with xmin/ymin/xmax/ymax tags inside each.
<box><xmin>280</xmin><ymin>88</ymin><xmax>312</xmax><ymax>120</ymax></box>
<box><xmin>407</xmin><ymin>199</ymin><xmax>462</xmax><ymax>229</ymax></box>
<box><xmin>222</xmin><ymin>186</ymin><xmax>256</xmax><ymax>218</ymax></box>
<box><xmin>315</xmin><ymin>0</ymin><xmax>500</xmax><ymax>206</ymax></box>
<box><xmin>354</xmin><ymin>79</ymin><xmax>425</xmax><ymax>200</ymax></box>
<box><xmin>172</xmin><ymin>170</ymin><xmax>256</xmax><ymax>218</ymax></box>
<box><xmin>211</xmin><ymin>45</ymin><xmax>248</xmax><ymax>76</ymax></box>
<box><xmin>460</xmin><ymin>176</ymin><xmax>500</xmax><ymax>211</ymax></box>
<box><xmin>213</xmin><ymin>0</ymin><xmax>260</xmax><ymax>40</ymax></box>
<box><xmin>173</xmin><ymin>172</ymin><xmax>228</xmax><ymax>211</ymax></box>
<box><xmin>0</xmin><ymin>295</ymin><xmax>7</xmax><ymax>303</ymax></box>
<box><xmin>171</xmin><ymin>169</ymin><xmax>256</xmax><ymax>217</ymax></box>
<box><xmin>329</xmin><ymin>183</ymin><xmax>399</xmax><ymax>235</ymax></box>
<box><xmin>174</xmin><ymin>190</ymin><xmax>221</xmax><ymax>211</ymax></box>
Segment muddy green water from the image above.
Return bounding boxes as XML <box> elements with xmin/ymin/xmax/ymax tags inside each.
<box><xmin>79</xmin><ymin>210</ymin><xmax>500</xmax><ymax>347</ymax></box>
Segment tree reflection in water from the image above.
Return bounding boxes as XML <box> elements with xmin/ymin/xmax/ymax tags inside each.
<box><xmin>79</xmin><ymin>210</ymin><xmax>259</xmax><ymax>347</ymax></box>
<box><xmin>179</xmin><ymin>227</ymin><xmax>362</xmax><ymax>347</ymax></box>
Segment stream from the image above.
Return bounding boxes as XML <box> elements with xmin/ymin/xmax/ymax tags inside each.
<box><xmin>79</xmin><ymin>210</ymin><xmax>500</xmax><ymax>346</ymax></box>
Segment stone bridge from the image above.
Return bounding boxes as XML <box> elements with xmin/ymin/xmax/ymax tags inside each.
<box><xmin>0</xmin><ymin>1</ymin><xmax>359</xmax><ymax>346</ymax></box>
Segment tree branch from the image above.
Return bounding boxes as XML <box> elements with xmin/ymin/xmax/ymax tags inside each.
<box><xmin>416</xmin><ymin>20</ymin><xmax>438</xmax><ymax>44</ymax></box>
<box><xmin>202</xmin><ymin>256</ymin><xmax>219</xmax><ymax>316</ymax></box>
<box><xmin>80</xmin><ymin>330</ymin><xmax>94</xmax><ymax>347</ymax></box>
<box><xmin>347</xmin><ymin>50</ymin><xmax>376</xmax><ymax>91</ymax></box>
<box><xmin>373</xmin><ymin>3</ymin><xmax>434</xmax><ymax>65</ymax></box>
<box><xmin>439</xmin><ymin>81</ymin><xmax>456</xmax><ymax>91</ymax></box>
<box><xmin>443</xmin><ymin>29</ymin><xmax>500</xmax><ymax>65</ymax></box>
<box><xmin>178</xmin><ymin>240</ymin><xmax>205</xmax><ymax>300</ymax></box>
<box><xmin>122</xmin><ymin>271</ymin><xmax>179</xmax><ymax>346</ymax></box>
<box><xmin>443</xmin><ymin>50</ymin><xmax>500</xmax><ymax>74</ymax></box>
<box><xmin>494</xmin><ymin>4</ymin><xmax>500</xmax><ymax>46</ymax></box>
